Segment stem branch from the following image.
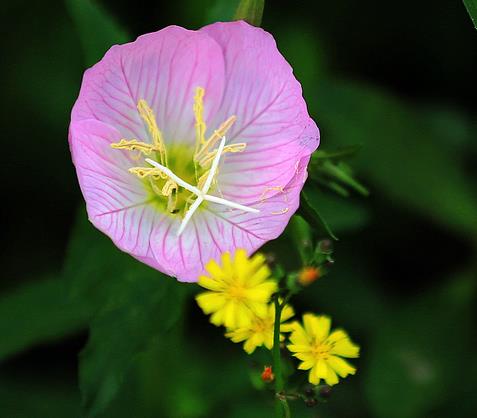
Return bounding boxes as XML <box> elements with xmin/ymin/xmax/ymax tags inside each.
<box><xmin>273</xmin><ymin>295</ymin><xmax>290</xmax><ymax>417</ymax></box>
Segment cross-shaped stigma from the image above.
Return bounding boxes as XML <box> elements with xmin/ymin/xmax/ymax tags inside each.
<box><xmin>145</xmin><ymin>136</ymin><xmax>260</xmax><ymax>236</ymax></box>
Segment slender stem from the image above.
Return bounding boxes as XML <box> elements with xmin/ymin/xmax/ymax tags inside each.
<box><xmin>273</xmin><ymin>295</ymin><xmax>290</xmax><ymax>417</ymax></box>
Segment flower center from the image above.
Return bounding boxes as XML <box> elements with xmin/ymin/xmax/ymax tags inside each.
<box><xmin>227</xmin><ymin>284</ymin><xmax>247</xmax><ymax>301</ymax></box>
<box><xmin>311</xmin><ymin>342</ymin><xmax>332</xmax><ymax>360</ymax></box>
<box><xmin>110</xmin><ymin>87</ymin><xmax>259</xmax><ymax>235</ymax></box>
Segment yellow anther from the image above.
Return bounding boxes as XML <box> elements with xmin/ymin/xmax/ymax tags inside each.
<box><xmin>271</xmin><ymin>208</ymin><xmax>289</xmax><ymax>215</ymax></box>
<box><xmin>197</xmin><ymin>170</ymin><xmax>210</xmax><ymax>190</ymax></box>
<box><xmin>161</xmin><ymin>179</ymin><xmax>178</xmax><ymax>197</ymax></box>
<box><xmin>128</xmin><ymin>167</ymin><xmax>166</xmax><ymax>180</ymax></box>
<box><xmin>260</xmin><ymin>186</ymin><xmax>289</xmax><ymax>215</ymax></box>
<box><xmin>149</xmin><ymin>178</ymin><xmax>163</xmax><ymax>197</ymax></box>
<box><xmin>111</xmin><ymin>139</ymin><xmax>160</xmax><ymax>155</ymax></box>
<box><xmin>137</xmin><ymin>99</ymin><xmax>168</xmax><ymax>166</ymax></box>
<box><xmin>194</xmin><ymin>115</ymin><xmax>237</xmax><ymax>162</ymax></box>
<box><xmin>194</xmin><ymin>87</ymin><xmax>207</xmax><ymax>147</ymax></box>
<box><xmin>162</xmin><ymin>179</ymin><xmax>178</xmax><ymax>213</ymax></box>
<box><xmin>198</xmin><ymin>142</ymin><xmax>247</xmax><ymax>167</ymax></box>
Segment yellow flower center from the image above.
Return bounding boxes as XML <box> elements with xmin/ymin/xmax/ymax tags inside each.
<box><xmin>311</xmin><ymin>342</ymin><xmax>332</xmax><ymax>360</ymax></box>
<box><xmin>110</xmin><ymin>87</ymin><xmax>246</xmax><ymax>216</ymax></box>
<box><xmin>227</xmin><ymin>284</ymin><xmax>247</xmax><ymax>301</ymax></box>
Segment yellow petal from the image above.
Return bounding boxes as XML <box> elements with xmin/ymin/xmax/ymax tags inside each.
<box><xmin>287</xmin><ymin>344</ymin><xmax>312</xmax><ymax>353</ymax></box>
<box><xmin>298</xmin><ymin>359</ymin><xmax>315</xmax><ymax>370</ymax></box>
<box><xmin>233</xmin><ymin>249</ymin><xmax>249</xmax><ymax>283</ymax></box>
<box><xmin>245</xmin><ymin>281</ymin><xmax>277</xmax><ymax>302</ymax></box>
<box><xmin>205</xmin><ymin>259</ymin><xmax>227</xmax><ymax>282</ymax></box>
<box><xmin>244</xmin><ymin>338</ymin><xmax>258</xmax><ymax>354</ymax></box>
<box><xmin>248</xmin><ymin>265</ymin><xmax>272</xmax><ymax>287</ymax></box>
<box><xmin>280</xmin><ymin>322</ymin><xmax>296</xmax><ymax>333</ymax></box>
<box><xmin>247</xmin><ymin>301</ymin><xmax>268</xmax><ymax>318</ymax></box>
<box><xmin>236</xmin><ymin>305</ymin><xmax>254</xmax><ymax>328</ymax></box>
<box><xmin>223</xmin><ymin>301</ymin><xmax>237</xmax><ymax>328</ymax></box>
<box><xmin>280</xmin><ymin>305</ymin><xmax>295</xmax><ymax>322</ymax></box>
<box><xmin>326</xmin><ymin>356</ymin><xmax>356</xmax><ymax>378</ymax></box>
<box><xmin>324</xmin><ymin>365</ymin><xmax>339</xmax><ymax>386</ymax></box>
<box><xmin>196</xmin><ymin>292</ymin><xmax>225</xmax><ymax>314</ymax></box>
<box><xmin>292</xmin><ymin>352</ymin><xmax>315</xmax><ymax>362</ymax></box>
<box><xmin>225</xmin><ymin>328</ymin><xmax>250</xmax><ymax>343</ymax></box>
<box><xmin>314</xmin><ymin>315</ymin><xmax>331</xmax><ymax>341</ymax></box>
<box><xmin>248</xmin><ymin>252</ymin><xmax>266</xmax><ymax>274</ymax></box>
<box><xmin>328</xmin><ymin>330</ymin><xmax>360</xmax><ymax>358</ymax></box>
<box><xmin>197</xmin><ymin>275</ymin><xmax>222</xmax><ymax>291</ymax></box>
<box><xmin>289</xmin><ymin>324</ymin><xmax>310</xmax><ymax>345</ymax></box>
<box><xmin>221</xmin><ymin>251</ymin><xmax>233</xmax><ymax>276</ymax></box>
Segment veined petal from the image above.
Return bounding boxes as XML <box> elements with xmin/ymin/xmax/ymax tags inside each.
<box><xmin>72</xmin><ymin>26</ymin><xmax>225</xmax><ymax>145</ymax></box>
<box><xmin>70</xmin><ymin>120</ymin><xmax>170</xmax><ymax>263</ymax></box>
<box><xmin>199</xmin><ymin>21</ymin><xmax>319</xmax><ymax>205</ymax></box>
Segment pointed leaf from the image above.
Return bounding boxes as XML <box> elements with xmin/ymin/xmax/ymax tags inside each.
<box><xmin>234</xmin><ymin>0</ymin><xmax>265</xmax><ymax>26</ymax></box>
<box><xmin>65</xmin><ymin>0</ymin><xmax>129</xmax><ymax>66</ymax></box>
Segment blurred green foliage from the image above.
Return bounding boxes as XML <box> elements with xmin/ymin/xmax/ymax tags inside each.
<box><xmin>0</xmin><ymin>0</ymin><xmax>476</xmax><ymax>417</ymax></box>
<box><xmin>464</xmin><ymin>0</ymin><xmax>477</xmax><ymax>29</ymax></box>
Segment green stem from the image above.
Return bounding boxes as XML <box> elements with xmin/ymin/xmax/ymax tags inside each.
<box><xmin>273</xmin><ymin>295</ymin><xmax>290</xmax><ymax>417</ymax></box>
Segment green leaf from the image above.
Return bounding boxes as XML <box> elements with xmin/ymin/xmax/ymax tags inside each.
<box><xmin>301</xmin><ymin>185</ymin><xmax>339</xmax><ymax>240</ymax></box>
<box><xmin>79</xmin><ymin>273</ymin><xmax>186</xmax><ymax>417</ymax></box>
<box><xmin>310</xmin><ymin>158</ymin><xmax>370</xmax><ymax>197</ymax></box>
<box><xmin>313</xmin><ymin>145</ymin><xmax>363</xmax><ymax>160</ymax></box>
<box><xmin>0</xmin><ymin>375</ymin><xmax>80</xmax><ymax>418</ymax></box>
<box><xmin>0</xmin><ymin>276</ymin><xmax>90</xmax><ymax>361</ymax></box>
<box><xmin>64</xmin><ymin>209</ymin><xmax>188</xmax><ymax>417</ymax></box>
<box><xmin>233</xmin><ymin>0</ymin><xmax>265</xmax><ymax>26</ymax></box>
<box><xmin>286</xmin><ymin>215</ymin><xmax>313</xmax><ymax>264</ymax></box>
<box><xmin>315</xmin><ymin>80</ymin><xmax>477</xmax><ymax>237</ymax></box>
<box><xmin>463</xmin><ymin>0</ymin><xmax>477</xmax><ymax>29</ymax></box>
<box><xmin>65</xmin><ymin>0</ymin><xmax>129</xmax><ymax>66</ymax></box>
<box><xmin>365</xmin><ymin>272</ymin><xmax>476</xmax><ymax>418</ymax></box>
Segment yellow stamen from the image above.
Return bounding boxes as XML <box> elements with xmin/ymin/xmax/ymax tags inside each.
<box><xmin>162</xmin><ymin>180</ymin><xmax>178</xmax><ymax>213</ymax></box>
<box><xmin>111</xmin><ymin>139</ymin><xmax>160</xmax><ymax>155</ymax></box>
<box><xmin>128</xmin><ymin>167</ymin><xmax>164</xmax><ymax>179</ymax></box>
<box><xmin>194</xmin><ymin>87</ymin><xmax>207</xmax><ymax>146</ymax></box>
<box><xmin>137</xmin><ymin>99</ymin><xmax>168</xmax><ymax>167</ymax></box>
<box><xmin>194</xmin><ymin>115</ymin><xmax>237</xmax><ymax>162</ymax></box>
<box><xmin>198</xmin><ymin>142</ymin><xmax>247</xmax><ymax>167</ymax></box>
<box><xmin>260</xmin><ymin>186</ymin><xmax>289</xmax><ymax>215</ymax></box>
<box><xmin>162</xmin><ymin>179</ymin><xmax>177</xmax><ymax>196</ymax></box>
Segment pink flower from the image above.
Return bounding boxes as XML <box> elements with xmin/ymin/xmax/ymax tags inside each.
<box><xmin>69</xmin><ymin>21</ymin><xmax>319</xmax><ymax>282</ymax></box>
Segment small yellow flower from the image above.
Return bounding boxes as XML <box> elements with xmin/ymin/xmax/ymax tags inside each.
<box><xmin>196</xmin><ymin>249</ymin><xmax>278</xmax><ymax>329</ymax></box>
<box><xmin>287</xmin><ymin>313</ymin><xmax>359</xmax><ymax>386</ymax></box>
<box><xmin>225</xmin><ymin>303</ymin><xmax>295</xmax><ymax>354</ymax></box>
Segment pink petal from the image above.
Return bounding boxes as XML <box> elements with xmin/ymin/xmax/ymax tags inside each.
<box><xmin>158</xmin><ymin>155</ymin><xmax>311</xmax><ymax>282</ymax></box>
<box><xmin>199</xmin><ymin>21</ymin><xmax>319</xmax><ymax>204</ymax></box>
<box><xmin>71</xmin><ymin>25</ymin><xmax>226</xmax><ymax>145</ymax></box>
<box><xmin>70</xmin><ymin>119</ymin><xmax>166</xmax><ymax>264</ymax></box>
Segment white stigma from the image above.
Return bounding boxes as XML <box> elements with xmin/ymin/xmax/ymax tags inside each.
<box><xmin>145</xmin><ymin>136</ymin><xmax>259</xmax><ymax>236</ymax></box>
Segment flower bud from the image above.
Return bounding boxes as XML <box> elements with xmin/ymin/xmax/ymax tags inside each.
<box><xmin>298</xmin><ymin>266</ymin><xmax>321</xmax><ymax>286</ymax></box>
<box><xmin>261</xmin><ymin>366</ymin><xmax>275</xmax><ymax>383</ymax></box>
<box><xmin>304</xmin><ymin>397</ymin><xmax>318</xmax><ymax>407</ymax></box>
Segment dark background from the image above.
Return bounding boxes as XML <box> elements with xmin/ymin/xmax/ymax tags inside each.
<box><xmin>1</xmin><ymin>1</ymin><xmax>476</xmax><ymax>417</ymax></box>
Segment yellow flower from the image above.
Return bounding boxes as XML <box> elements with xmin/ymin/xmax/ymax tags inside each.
<box><xmin>196</xmin><ymin>249</ymin><xmax>278</xmax><ymax>329</ymax></box>
<box><xmin>287</xmin><ymin>313</ymin><xmax>359</xmax><ymax>386</ymax></box>
<box><xmin>225</xmin><ymin>303</ymin><xmax>295</xmax><ymax>354</ymax></box>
